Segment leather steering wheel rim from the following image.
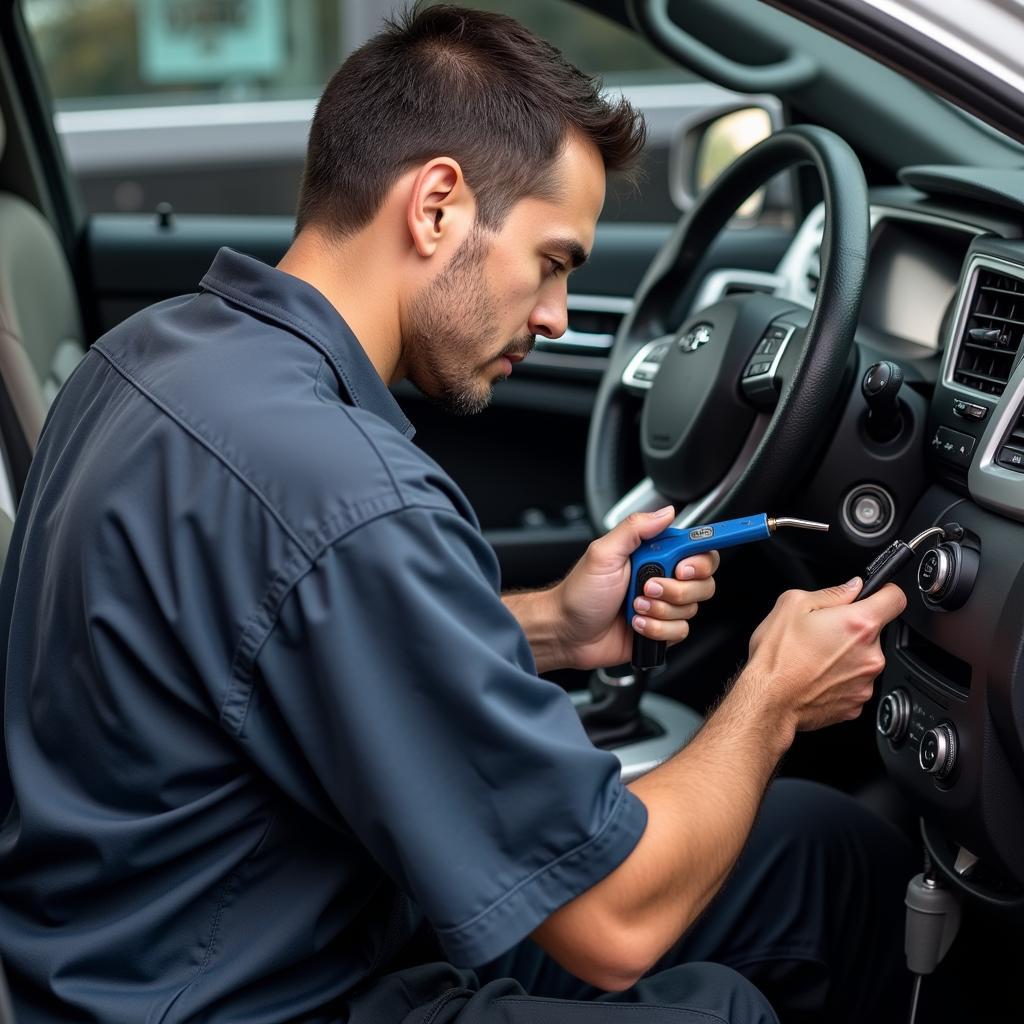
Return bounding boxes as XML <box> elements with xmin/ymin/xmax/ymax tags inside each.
<box><xmin>585</xmin><ymin>125</ymin><xmax>870</xmax><ymax>529</ymax></box>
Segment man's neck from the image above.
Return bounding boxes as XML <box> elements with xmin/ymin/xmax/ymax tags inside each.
<box><xmin>277</xmin><ymin>227</ymin><xmax>404</xmax><ymax>384</ymax></box>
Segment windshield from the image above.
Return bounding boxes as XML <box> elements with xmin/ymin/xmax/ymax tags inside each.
<box><xmin>860</xmin><ymin>0</ymin><xmax>1024</xmax><ymax>97</ymax></box>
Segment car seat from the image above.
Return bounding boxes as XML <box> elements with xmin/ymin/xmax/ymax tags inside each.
<box><xmin>0</xmin><ymin>105</ymin><xmax>87</xmax><ymax>489</ymax></box>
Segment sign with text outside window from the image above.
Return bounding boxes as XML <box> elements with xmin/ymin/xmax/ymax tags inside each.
<box><xmin>139</xmin><ymin>0</ymin><xmax>285</xmax><ymax>83</ymax></box>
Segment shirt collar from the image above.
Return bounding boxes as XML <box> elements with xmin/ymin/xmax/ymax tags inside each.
<box><xmin>199</xmin><ymin>247</ymin><xmax>414</xmax><ymax>439</ymax></box>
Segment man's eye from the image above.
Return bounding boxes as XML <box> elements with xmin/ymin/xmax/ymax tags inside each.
<box><xmin>546</xmin><ymin>258</ymin><xmax>566</xmax><ymax>277</ymax></box>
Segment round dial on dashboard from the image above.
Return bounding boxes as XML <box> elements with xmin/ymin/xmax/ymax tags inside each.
<box><xmin>877</xmin><ymin>688</ymin><xmax>911</xmax><ymax>743</ymax></box>
<box><xmin>919</xmin><ymin>723</ymin><xmax>958</xmax><ymax>780</ymax></box>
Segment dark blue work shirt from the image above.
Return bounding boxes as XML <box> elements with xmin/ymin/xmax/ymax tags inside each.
<box><xmin>0</xmin><ymin>249</ymin><xmax>647</xmax><ymax>1022</ymax></box>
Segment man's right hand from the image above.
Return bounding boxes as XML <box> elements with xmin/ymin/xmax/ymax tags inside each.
<box><xmin>741</xmin><ymin>577</ymin><xmax>907</xmax><ymax>734</ymax></box>
<box><xmin>531</xmin><ymin>576</ymin><xmax>907</xmax><ymax>992</ymax></box>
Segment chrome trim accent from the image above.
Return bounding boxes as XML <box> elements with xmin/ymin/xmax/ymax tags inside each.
<box><xmin>909</xmin><ymin>526</ymin><xmax>949</xmax><ymax>552</ymax></box>
<box><xmin>941</xmin><ymin>253</ymin><xmax>1024</xmax><ymax>401</ymax></box>
<box><xmin>595</xmin><ymin>667</ymin><xmax>636</xmax><ymax>689</ymax></box>
<box><xmin>533</xmin><ymin>294</ymin><xmax>633</xmax><ymax>356</ymax></box>
<box><xmin>917</xmin><ymin>545</ymin><xmax>952</xmax><ymax>596</ymax></box>
<box><xmin>967</xmin><ymin>345</ymin><xmax>1024</xmax><ymax>522</ymax></box>
<box><xmin>535</xmin><ymin>329</ymin><xmax>614</xmax><ymax>354</ymax></box>
<box><xmin>570</xmin><ymin>691</ymin><xmax>704</xmax><ymax>782</ymax></box>
<box><xmin>567</xmin><ymin>294</ymin><xmax>634</xmax><ymax>315</ymax></box>
<box><xmin>954</xmin><ymin>846</ymin><xmax>980</xmax><ymax>877</ymax></box>
<box><xmin>840</xmin><ymin>484</ymin><xmax>895</xmax><ymax>539</ymax></box>
<box><xmin>689</xmin><ymin>269</ymin><xmax>786</xmax><ymax>313</ymax></box>
<box><xmin>603</xmin><ymin>477</ymin><xmax>665</xmax><ymax>531</ymax></box>
<box><xmin>622</xmin><ymin>336</ymin><xmax>673</xmax><ymax>392</ymax></box>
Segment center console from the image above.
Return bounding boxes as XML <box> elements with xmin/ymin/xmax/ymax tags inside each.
<box><xmin>875</xmin><ymin>235</ymin><xmax>1024</xmax><ymax>902</ymax></box>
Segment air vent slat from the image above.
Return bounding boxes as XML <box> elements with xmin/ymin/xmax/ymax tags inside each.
<box><xmin>981</xmin><ymin>285</ymin><xmax>1024</xmax><ymax>297</ymax></box>
<box><xmin>953</xmin><ymin>266</ymin><xmax>1024</xmax><ymax>397</ymax></box>
<box><xmin>969</xmin><ymin>313</ymin><xmax>1024</xmax><ymax>327</ymax></box>
<box><xmin>962</xmin><ymin>341</ymin><xmax>1018</xmax><ymax>354</ymax></box>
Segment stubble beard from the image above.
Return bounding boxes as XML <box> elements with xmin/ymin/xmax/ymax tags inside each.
<box><xmin>404</xmin><ymin>230</ymin><xmax>533</xmax><ymax>416</ymax></box>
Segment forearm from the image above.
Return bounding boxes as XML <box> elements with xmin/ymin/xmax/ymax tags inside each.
<box><xmin>502</xmin><ymin>587</ymin><xmax>567</xmax><ymax>673</ymax></box>
<box><xmin>533</xmin><ymin>670</ymin><xmax>794</xmax><ymax>985</ymax></box>
<box><xmin>620</xmin><ymin>675</ymin><xmax>793</xmax><ymax>950</ymax></box>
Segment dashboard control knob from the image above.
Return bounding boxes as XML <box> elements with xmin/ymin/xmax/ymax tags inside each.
<box><xmin>918</xmin><ymin>546</ymin><xmax>953</xmax><ymax>598</ymax></box>
<box><xmin>877</xmin><ymin>688</ymin><xmax>912</xmax><ymax>742</ymax></box>
<box><xmin>917</xmin><ymin>538</ymin><xmax>979</xmax><ymax>611</ymax></box>
<box><xmin>919</xmin><ymin>723</ymin><xmax>958</xmax><ymax>779</ymax></box>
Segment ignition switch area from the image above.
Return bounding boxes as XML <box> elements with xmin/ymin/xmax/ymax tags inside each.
<box><xmin>916</xmin><ymin>527</ymin><xmax>979</xmax><ymax>611</ymax></box>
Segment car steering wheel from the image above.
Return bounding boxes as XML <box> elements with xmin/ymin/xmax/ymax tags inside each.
<box><xmin>585</xmin><ymin>125</ymin><xmax>870</xmax><ymax>531</ymax></box>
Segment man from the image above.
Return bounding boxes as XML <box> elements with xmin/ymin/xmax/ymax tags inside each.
<box><xmin>0</xmin><ymin>5</ymin><xmax>915</xmax><ymax>1023</ymax></box>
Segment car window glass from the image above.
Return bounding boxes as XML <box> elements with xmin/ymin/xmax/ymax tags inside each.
<box><xmin>20</xmin><ymin>1</ymin><xmax>763</xmax><ymax>225</ymax></box>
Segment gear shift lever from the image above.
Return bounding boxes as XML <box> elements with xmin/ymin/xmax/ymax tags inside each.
<box><xmin>862</xmin><ymin>360</ymin><xmax>905</xmax><ymax>443</ymax></box>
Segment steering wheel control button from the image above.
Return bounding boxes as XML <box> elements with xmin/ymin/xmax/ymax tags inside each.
<box><xmin>622</xmin><ymin>338</ymin><xmax>672</xmax><ymax>391</ymax></box>
<box><xmin>742</xmin><ymin>324</ymin><xmax>795</xmax><ymax>408</ymax></box>
<box><xmin>919</xmin><ymin>723</ymin><xmax>958</xmax><ymax>780</ymax></box>
<box><xmin>996</xmin><ymin>445</ymin><xmax>1024</xmax><ymax>471</ymax></box>
<box><xmin>952</xmin><ymin>399</ymin><xmax>987</xmax><ymax>421</ymax></box>
<box><xmin>877</xmin><ymin>688</ymin><xmax>912</xmax><ymax>743</ymax></box>
<box><xmin>929</xmin><ymin>426</ymin><xmax>976</xmax><ymax>468</ymax></box>
<box><xmin>841</xmin><ymin>484</ymin><xmax>894</xmax><ymax>538</ymax></box>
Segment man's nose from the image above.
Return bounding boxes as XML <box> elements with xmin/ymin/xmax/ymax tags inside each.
<box><xmin>529</xmin><ymin>300</ymin><xmax>568</xmax><ymax>340</ymax></box>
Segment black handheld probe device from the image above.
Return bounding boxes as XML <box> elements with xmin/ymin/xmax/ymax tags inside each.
<box><xmin>628</xmin><ymin>513</ymin><xmax>829</xmax><ymax>671</ymax></box>
<box><xmin>854</xmin><ymin>523</ymin><xmax>965</xmax><ymax>600</ymax></box>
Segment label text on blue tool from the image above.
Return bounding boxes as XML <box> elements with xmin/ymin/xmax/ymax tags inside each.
<box><xmin>689</xmin><ymin>527</ymin><xmax>714</xmax><ymax>540</ymax></box>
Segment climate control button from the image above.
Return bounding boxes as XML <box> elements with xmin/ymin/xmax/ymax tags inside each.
<box><xmin>876</xmin><ymin>688</ymin><xmax>911</xmax><ymax>743</ymax></box>
<box><xmin>919</xmin><ymin>723</ymin><xmax>958</xmax><ymax>779</ymax></box>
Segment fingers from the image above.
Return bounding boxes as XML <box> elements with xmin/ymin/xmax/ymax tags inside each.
<box><xmin>856</xmin><ymin>582</ymin><xmax>907</xmax><ymax>626</ymax></box>
<box><xmin>635</xmin><ymin>574</ymin><xmax>715</xmax><ymax>609</ymax></box>
<box><xmin>592</xmin><ymin>506</ymin><xmax>675</xmax><ymax>565</ymax></box>
<box><xmin>631</xmin><ymin>614</ymin><xmax>690</xmax><ymax>644</ymax></box>
<box><xmin>673</xmin><ymin>551</ymin><xmax>719</xmax><ymax>581</ymax></box>
<box><xmin>806</xmin><ymin>576</ymin><xmax>862</xmax><ymax>610</ymax></box>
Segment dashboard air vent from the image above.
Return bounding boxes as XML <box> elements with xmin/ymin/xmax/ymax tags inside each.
<box><xmin>953</xmin><ymin>268</ymin><xmax>1024</xmax><ymax>396</ymax></box>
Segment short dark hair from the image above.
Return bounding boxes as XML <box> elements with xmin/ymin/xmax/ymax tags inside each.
<box><xmin>296</xmin><ymin>3</ymin><xmax>646</xmax><ymax>237</ymax></box>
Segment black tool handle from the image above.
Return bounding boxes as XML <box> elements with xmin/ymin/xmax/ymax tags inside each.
<box><xmin>632</xmin><ymin>634</ymin><xmax>666</xmax><ymax>671</ymax></box>
<box><xmin>856</xmin><ymin>540</ymin><xmax>914</xmax><ymax>600</ymax></box>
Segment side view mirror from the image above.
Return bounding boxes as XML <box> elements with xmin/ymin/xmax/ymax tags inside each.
<box><xmin>669</xmin><ymin>103</ymin><xmax>782</xmax><ymax>221</ymax></box>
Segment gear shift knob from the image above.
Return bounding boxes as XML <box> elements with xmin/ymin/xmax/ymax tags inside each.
<box><xmin>861</xmin><ymin>360</ymin><xmax>904</xmax><ymax>443</ymax></box>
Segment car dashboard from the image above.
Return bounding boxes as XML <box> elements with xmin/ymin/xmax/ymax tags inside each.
<box><xmin>756</xmin><ymin>169</ymin><xmax>1024</xmax><ymax>910</ymax></box>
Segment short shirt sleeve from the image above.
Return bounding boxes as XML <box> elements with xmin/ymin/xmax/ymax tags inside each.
<box><xmin>248</xmin><ymin>503</ymin><xmax>647</xmax><ymax>967</ymax></box>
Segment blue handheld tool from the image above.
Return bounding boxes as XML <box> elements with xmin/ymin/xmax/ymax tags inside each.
<box><xmin>628</xmin><ymin>513</ymin><xmax>829</xmax><ymax>671</ymax></box>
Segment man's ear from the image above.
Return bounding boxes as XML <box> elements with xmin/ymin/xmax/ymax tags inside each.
<box><xmin>406</xmin><ymin>158</ymin><xmax>474</xmax><ymax>258</ymax></box>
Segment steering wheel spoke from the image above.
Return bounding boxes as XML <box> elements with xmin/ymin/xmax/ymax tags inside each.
<box><xmin>603</xmin><ymin>477</ymin><xmax>668</xmax><ymax>530</ymax></box>
<box><xmin>621</xmin><ymin>335</ymin><xmax>675</xmax><ymax>393</ymax></box>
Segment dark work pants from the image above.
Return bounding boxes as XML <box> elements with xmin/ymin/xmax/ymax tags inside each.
<box><xmin>382</xmin><ymin>779</ymin><xmax>919</xmax><ymax>1024</ymax></box>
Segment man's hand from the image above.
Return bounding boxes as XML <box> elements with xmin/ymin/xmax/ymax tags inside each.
<box><xmin>741</xmin><ymin>576</ymin><xmax>907</xmax><ymax>734</ymax></box>
<box><xmin>551</xmin><ymin>506</ymin><xmax>718</xmax><ymax>672</ymax></box>
<box><xmin>532</xmin><ymin>575</ymin><xmax>907</xmax><ymax>990</ymax></box>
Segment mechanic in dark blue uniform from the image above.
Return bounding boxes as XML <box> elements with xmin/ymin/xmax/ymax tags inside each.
<box><xmin>0</xmin><ymin>7</ymin><xmax>917</xmax><ymax>1023</ymax></box>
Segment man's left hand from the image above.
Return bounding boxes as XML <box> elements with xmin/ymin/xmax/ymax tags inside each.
<box><xmin>552</xmin><ymin>505</ymin><xmax>719</xmax><ymax>672</ymax></box>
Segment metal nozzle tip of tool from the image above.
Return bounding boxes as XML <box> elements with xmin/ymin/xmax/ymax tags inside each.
<box><xmin>768</xmin><ymin>517</ymin><xmax>830</xmax><ymax>533</ymax></box>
